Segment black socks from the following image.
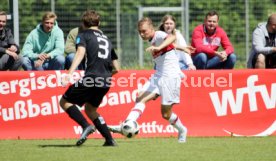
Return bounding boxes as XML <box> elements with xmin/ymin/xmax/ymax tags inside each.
<box><xmin>66</xmin><ymin>105</ymin><xmax>90</xmax><ymax>129</ymax></box>
<box><xmin>93</xmin><ymin>116</ymin><xmax>113</xmax><ymax>142</ymax></box>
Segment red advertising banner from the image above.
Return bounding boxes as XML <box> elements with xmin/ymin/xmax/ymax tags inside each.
<box><xmin>0</xmin><ymin>69</ymin><xmax>275</xmax><ymax>139</ymax></box>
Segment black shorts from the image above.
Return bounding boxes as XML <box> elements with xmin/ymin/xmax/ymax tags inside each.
<box><xmin>62</xmin><ymin>79</ymin><xmax>110</xmax><ymax>107</ymax></box>
<box><xmin>252</xmin><ymin>53</ymin><xmax>276</xmax><ymax>68</ymax></box>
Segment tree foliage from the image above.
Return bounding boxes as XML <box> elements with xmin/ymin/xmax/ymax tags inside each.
<box><xmin>2</xmin><ymin>0</ymin><xmax>276</xmax><ymax>68</ymax></box>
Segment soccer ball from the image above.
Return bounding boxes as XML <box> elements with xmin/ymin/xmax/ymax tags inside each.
<box><xmin>121</xmin><ymin>120</ymin><xmax>139</xmax><ymax>138</ymax></box>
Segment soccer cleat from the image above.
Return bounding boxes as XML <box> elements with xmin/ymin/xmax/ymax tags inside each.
<box><xmin>76</xmin><ymin>125</ymin><xmax>96</xmax><ymax>146</ymax></box>
<box><xmin>108</xmin><ymin>125</ymin><xmax>123</xmax><ymax>134</ymax></box>
<box><xmin>178</xmin><ymin>127</ymin><xmax>187</xmax><ymax>143</ymax></box>
<box><xmin>103</xmin><ymin>139</ymin><xmax>118</xmax><ymax>146</ymax></box>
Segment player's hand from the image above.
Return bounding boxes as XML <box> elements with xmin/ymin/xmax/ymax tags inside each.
<box><xmin>146</xmin><ymin>46</ymin><xmax>160</xmax><ymax>53</ymax></box>
<box><xmin>185</xmin><ymin>46</ymin><xmax>196</xmax><ymax>55</ymax></box>
<box><xmin>61</xmin><ymin>74</ymin><xmax>71</xmax><ymax>87</ymax></box>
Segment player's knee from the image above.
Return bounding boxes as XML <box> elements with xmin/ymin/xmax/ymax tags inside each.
<box><xmin>135</xmin><ymin>97</ymin><xmax>147</xmax><ymax>104</ymax></box>
<box><xmin>161</xmin><ymin>112</ymin><xmax>170</xmax><ymax>120</ymax></box>
<box><xmin>59</xmin><ymin>97</ymin><xmax>65</xmax><ymax>108</ymax></box>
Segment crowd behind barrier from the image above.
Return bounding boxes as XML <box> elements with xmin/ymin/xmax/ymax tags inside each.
<box><xmin>1</xmin><ymin>10</ymin><xmax>276</xmax><ymax>71</ymax></box>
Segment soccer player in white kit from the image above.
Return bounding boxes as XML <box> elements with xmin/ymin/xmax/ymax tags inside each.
<box><xmin>109</xmin><ymin>17</ymin><xmax>187</xmax><ymax>143</ymax></box>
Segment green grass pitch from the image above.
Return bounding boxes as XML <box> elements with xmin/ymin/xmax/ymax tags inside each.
<box><xmin>0</xmin><ymin>137</ymin><xmax>275</xmax><ymax>161</ymax></box>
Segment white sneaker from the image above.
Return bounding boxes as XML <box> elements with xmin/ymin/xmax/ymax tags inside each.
<box><xmin>178</xmin><ymin>127</ymin><xmax>187</xmax><ymax>143</ymax></box>
<box><xmin>107</xmin><ymin>125</ymin><xmax>123</xmax><ymax>134</ymax></box>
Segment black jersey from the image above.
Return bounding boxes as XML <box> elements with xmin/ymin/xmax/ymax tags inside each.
<box><xmin>76</xmin><ymin>29</ymin><xmax>117</xmax><ymax>79</ymax></box>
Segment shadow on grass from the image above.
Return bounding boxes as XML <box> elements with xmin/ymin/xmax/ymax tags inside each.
<box><xmin>38</xmin><ymin>144</ymin><xmax>77</xmax><ymax>148</ymax></box>
<box><xmin>38</xmin><ymin>144</ymin><xmax>103</xmax><ymax>148</ymax></box>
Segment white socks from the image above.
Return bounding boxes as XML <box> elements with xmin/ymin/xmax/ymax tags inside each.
<box><xmin>126</xmin><ymin>102</ymin><xmax>146</xmax><ymax>121</ymax></box>
<box><xmin>169</xmin><ymin>112</ymin><xmax>185</xmax><ymax>133</ymax></box>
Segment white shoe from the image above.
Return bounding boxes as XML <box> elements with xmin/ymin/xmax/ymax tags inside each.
<box><xmin>108</xmin><ymin>125</ymin><xmax>123</xmax><ymax>134</ymax></box>
<box><xmin>178</xmin><ymin>127</ymin><xmax>187</xmax><ymax>143</ymax></box>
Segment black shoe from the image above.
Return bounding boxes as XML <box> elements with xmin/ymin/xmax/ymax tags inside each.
<box><xmin>102</xmin><ymin>139</ymin><xmax>118</xmax><ymax>147</ymax></box>
<box><xmin>76</xmin><ymin>125</ymin><xmax>96</xmax><ymax>146</ymax></box>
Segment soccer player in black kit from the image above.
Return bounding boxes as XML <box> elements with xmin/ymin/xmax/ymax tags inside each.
<box><xmin>60</xmin><ymin>10</ymin><xmax>120</xmax><ymax>146</ymax></box>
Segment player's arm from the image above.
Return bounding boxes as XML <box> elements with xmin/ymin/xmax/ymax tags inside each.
<box><xmin>62</xmin><ymin>46</ymin><xmax>85</xmax><ymax>87</ymax></box>
<box><xmin>111</xmin><ymin>48</ymin><xmax>120</xmax><ymax>75</ymax></box>
<box><xmin>112</xmin><ymin>59</ymin><xmax>120</xmax><ymax>75</ymax></box>
<box><xmin>146</xmin><ymin>34</ymin><xmax>176</xmax><ymax>52</ymax></box>
<box><xmin>157</xmin><ymin>34</ymin><xmax>176</xmax><ymax>51</ymax></box>
<box><xmin>68</xmin><ymin>46</ymin><xmax>85</xmax><ymax>75</ymax></box>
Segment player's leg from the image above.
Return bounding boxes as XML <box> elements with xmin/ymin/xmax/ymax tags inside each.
<box><xmin>85</xmin><ymin>87</ymin><xmax>117</xmax><ymax>146</ymax></box>
<box><xmin>161</xmin><ymin>105</ymin><xmax>187</xmax><ymax>143</ymax></box>
<box><xmin>126</xmin><ymin>80</ymin><xmax>160</xmax><ymax>121</ymax></box>
<box><xmin>59</xmin><ymin>97</ymin><xmax>95</xmax><ymax>146</ymax></box>
<box><xmin>108</xmin><ymin>80</ymin><xmax>159</xmax><ymax>134</ymax></box>
<box><xmin>60</xmin><ymin>83</ymin><xmax>96</xmax><ymax>146</ymax></box>
<box><xmin>159</xmin><ymin>76</ymin><xmax>187</xmax><ymax>143</ymax></box>
<box><xmin>85</xmin><ymin>102</ymin><xmax>117</xmax><ymax>146</ymax></box>
<box><xmin>126</xmin><ymin>90</ymin><xmax>157</xmax><ymax>121</ymax></box>
<box><xmin>60</xmin><ymin>98</ymin><xmax>91</xmax><ymax>129</ymax></box>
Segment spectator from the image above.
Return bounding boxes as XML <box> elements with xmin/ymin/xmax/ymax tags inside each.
<box><xmin>159</xmin><ymin>14</ymin><xmax>196</xmax><ymax>70</ymax></box>
<box><xmin>247</xmin><ymin>13</ymin><xmax>276</xmax><ymax>69</ymax></box>
<box><xmin>191</xmin><ymin>10</ymin><xmax>236</xmax><ymax>69</ymax></box>
<box><xmin>64</xmin><ymin>26</ymin><xmax>85</xmax><ymax>70</ymax></box>
<box><xmin>0</xmin><ymin>11</ymin><xmax>22</xmax><ymax>71</ymax></box>
<box><xmin>21</xmin><ymin>11</ymin><xmax>65</xmax><ymax>70</ymax></box>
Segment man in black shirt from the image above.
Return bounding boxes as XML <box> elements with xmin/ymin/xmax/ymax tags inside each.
<box><xmin>0</xmin><ymin>11</ymin><xmax>22</xmax><ymax>70</ymax></box>
<box><xmin>60</xmin><ymin>10</ymin><xmax>120</xmax><ymax>146</ymax></box>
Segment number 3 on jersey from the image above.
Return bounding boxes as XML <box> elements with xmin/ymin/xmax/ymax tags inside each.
<box><xmin>97</xmin><ymin>37</ymin><xmax>109</xmax><ymax>59</ymax></box>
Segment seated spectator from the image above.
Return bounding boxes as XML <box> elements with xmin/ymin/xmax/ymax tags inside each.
<box><xmin>21</xmin><ymin>11</ymin><xmax>65</xmax><ymax>70</ymax></box>
<box><xmin>159</xmin><ymin>14</ymin><xmax>196</xmax><ymax>70</ymax></box>
<box><xmin>191</xmin><ymin>10</ymin><xmax>236</xmax><ymax>69</ymax></box>
<box><xmin>247</xmin><ymin>13</ymin><xmax>276</xmax><ymax>69</ymax></box>
<box><xmin>0</xmin><ymin>11</ymin><xmax>22</xmax><ymax>71</ymax></box>
<box><xmin>64</xmin><ymin>26</ymin><xmax>85</xmax><ymax>70</ymax></box>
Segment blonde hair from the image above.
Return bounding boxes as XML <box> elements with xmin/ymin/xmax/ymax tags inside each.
<box><xmin>138</xmin><ymin>17</ymin><xmax>154</xmax><ymax>29</ymax></box>
<box><xmin>42</xmin><ymin>11</ymin><xmax>57</xmax><ymax>22</ymax></box>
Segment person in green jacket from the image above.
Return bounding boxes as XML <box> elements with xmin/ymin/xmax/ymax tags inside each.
<box><xmin>22</xmin><ymin>11</ymin><xmax>65</xmax><ymax>70</ymax></box>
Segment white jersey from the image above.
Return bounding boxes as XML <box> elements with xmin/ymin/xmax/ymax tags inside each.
<box><xmin>175</xmin><ymin>30</ymin><xmax>193</xmax><ymax>66</ymax></box>
<box><xmin>150</xmin><ymin>31</ymin><xmax>183</xmax><ymax>78</ymax></box>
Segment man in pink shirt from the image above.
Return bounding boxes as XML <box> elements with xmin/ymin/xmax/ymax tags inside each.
<box><xmin>191</xmin><ymin>10</ymin><xmax>236</xmax><ymax>69</ymax></box>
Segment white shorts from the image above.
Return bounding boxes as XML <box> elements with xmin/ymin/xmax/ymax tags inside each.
<box><xmin>141</xmin><ymin>75</ymin><xmax>181</xmax><ymax>105</ymax></box>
